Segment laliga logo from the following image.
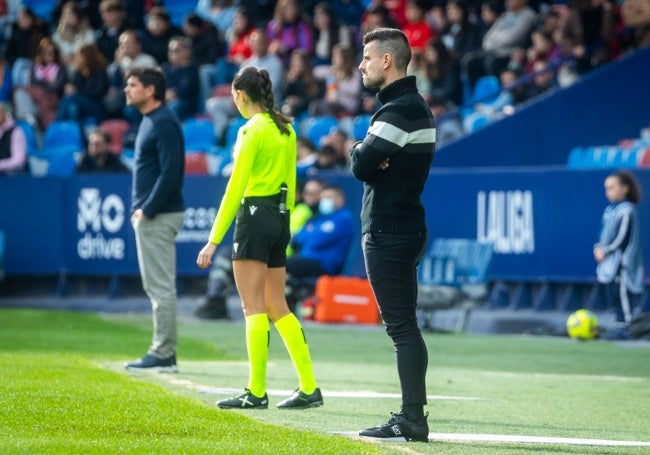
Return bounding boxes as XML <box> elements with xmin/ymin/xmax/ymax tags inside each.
<box><xmin>77</xmin><ymin>188</ymin><xmax>125</xmax><ymax>260</ymax></box>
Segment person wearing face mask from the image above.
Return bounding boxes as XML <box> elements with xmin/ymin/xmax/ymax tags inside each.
<box><xmin>285</xmin><ymin>185</ymin><xmax>355</xmax><ymax>292</ymax></box>
<box><xmin>195</xmin><ymin>177</ymin><xmax>326</xmax><ymax>320</ymax></box>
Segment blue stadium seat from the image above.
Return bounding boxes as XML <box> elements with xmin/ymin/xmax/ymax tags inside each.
<box><xmin>304</xmin><ymin>116</ymin><xmax>338</xmax><ymax>147</ymax></box>
<box><xmin>352</xmin><ymin>114</ymin><xmax>371</xmax><ymax>141</ymax></box>
<box><xmin>43</xmin><ymin>121</ymin><xmax>83</xmax><ymax>155</ymax></box>
<box><xmin>22</xmin><ymin>0</ymin><xmax>55</xmax><ymax>21</ymax></box>
<box><xmin>470</xmin><ymin>76</ymin><xmax>500</xmax><ymax>105</ymax></box>
<box><xmin>46</xmin><ymin>152</ymin><xmax>77</xmax><ymax>177</ymax></box>
<box><xmin>224</xmin><ymin>116</ymin><xmax>246</xmax><ymax>148</ymax></box>
<box><xmin>16</xmin><ymin>120</ymin><xmax>39</xmax><ymax>155</ymax></box>
<box><xmin>182</xmin><ymin>118</ymin><xmax>216</xmax><ymax>153</ymax></box>
<box><xmin>162</xmin><ymin>0</ymin><xmax>197</xmax><ymax>27</ymax></box>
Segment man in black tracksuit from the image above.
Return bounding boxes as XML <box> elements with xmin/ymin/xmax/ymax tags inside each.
<box><xmin>350</xmin><ymin>28</ymin><xmax>436</xmax><ymax>442</ymax></box>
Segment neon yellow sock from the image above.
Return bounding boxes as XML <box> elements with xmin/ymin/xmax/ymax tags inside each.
<box><xmin>274</xmin><ymin>313</ymin><xmax>317</xmax><ymax>394</ymax></box>
<box><xmin>245</xmin><ymin>313</ymin><xmax>269</xmax><ymax>397</ymax></box>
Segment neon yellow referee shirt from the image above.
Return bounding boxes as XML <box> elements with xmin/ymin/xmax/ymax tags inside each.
<box><xmin>209</xmin><ymin>112</ymin><xmax>297</xmax><ymax>245</ymax></box>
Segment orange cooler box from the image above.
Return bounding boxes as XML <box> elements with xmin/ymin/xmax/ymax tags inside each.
<box><xmin>313</xmin><ymin>276</ymin><xmax>380</xmax><ymax>324</ymax></box>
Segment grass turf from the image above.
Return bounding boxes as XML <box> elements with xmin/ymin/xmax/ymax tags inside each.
<box><xmin>2</xmin><ymin>308</ymin><xmax>650</xmax><ymax>454</ymax></box>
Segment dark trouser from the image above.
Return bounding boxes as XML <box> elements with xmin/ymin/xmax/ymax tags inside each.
<box><xmin>363</xmin><ymin>231</ymin><xmax>428</xmax><ymax>411</ymax></box>
<box><xmin>603</xmin><ymin>277</ymin><xmax>642</xmax><ymax>324</ymax></box>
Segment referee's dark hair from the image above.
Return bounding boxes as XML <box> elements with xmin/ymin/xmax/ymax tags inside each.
<box><xmin>126</xmin><ymin>66</ymin><xmax>167</xmax><ymax>102</ymax></box>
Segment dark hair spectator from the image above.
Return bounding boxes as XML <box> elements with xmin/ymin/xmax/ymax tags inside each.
<box><xmin>440</xmin><ymin>0</ymin><xmax>483</xmax><ymax>58</ymax></box>
<box><xmin>424</xmin><ymin>39</ymin><xmax>464</xmax><ymax>106</ymax></box>
<box><xmin>281</xmin><ymin>50</ymin><xmax>324</xmax><ymax>118</ymax></box>
<box><xmin>57</xmin><ymin>43</ymin><xmax>109</xmax><ymax>131</ymax></box>
<box><xmin>5</xmin><ymin>7</ymin><xmax>49</xmax><ymax>88</ymax></box>
<box><xmin>95</xmin><ymin>0</ymin><xmax>135</xmax><ymax>62</ymax></box>
<box><xmin>140</xmin><ymin>6</ymin><xmax>184</xmax><ymax>64</ymax></box>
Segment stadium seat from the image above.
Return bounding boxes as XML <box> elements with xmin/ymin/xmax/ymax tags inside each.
<box><xmin>16</xmin><ymin>120</ymin><xmax>39</xmax><ymax>155</ymax></box>
<box><xmin>43</xmin><ymin>121</ymin><xmax>83</xmax><ymax>155</ymax></box>
<box><xmin>304</xmin><ymin>116</ymin><xmax>338</xmax><ymax>147</ymax></box>
<box><xmin>162</xmin><ymin>0</ymin><xmax>197</xmax><ymax>27</ymax></box>
<box><xmin>470</xmin><ymin>76</ymin><xmax>500</xmax><ymax>105</ymax></box>
<box><xmin>223</xmin><ymin>116</ymin><xmax>246</xmax><ymax>148</ymax></box>
<box><xmin>352</xmin><ymin>114</ymin><xmax>371</xmax><ymax>141</ymax></box>
<box><xmin>184</xmin><ymin>152</ymin><xmax>209</xmax><ymax>175</ymax></box>
<box><xmin>462</xmin><ymin>111</ymin><xmax>490</xmax><ymax>133</ymax></box>
<box><xmin>182</xmin><ymin>118</ymin><xmax>216</xmax><ymax>153</ymax></box>
<box><xmin>46</xmin><ymin>152</ymin><xmax>77</xmax><ymax>177</ymax></box>
<box><xmin>22</xmin><ymin>0</ymin><xmax>55</xmax><ymax>21</ymax></box>
<box><xmin>99</xmin><ymin>119</ymin><xmax>130</xmax><ymax>155</ymax></box>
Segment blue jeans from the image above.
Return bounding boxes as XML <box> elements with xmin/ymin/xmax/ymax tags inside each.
<box><xmin>363</xmin><ymin>231</ymin><xmax>428</xmax><ymax>408</ymax></box>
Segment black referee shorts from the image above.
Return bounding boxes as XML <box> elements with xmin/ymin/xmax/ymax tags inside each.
<box><xmin>232</xmin><ymin>195</ymin><xmax>290</xmax><ymax>268</ymax></box>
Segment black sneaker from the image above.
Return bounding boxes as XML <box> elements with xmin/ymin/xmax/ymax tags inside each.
<box><xmin>276</xmin><ymin>388</ymin><xmax>324</xmax><ymax>409</ymax></box>
<box><xmin>359</xmin><ymin>412</ymin><xmax>429</xmax><ymax>442</ymax></box>
<box><xmin>217</xmin><ymin>389</ymin><xmax>269</xmax><ymax>409</ymax></box>
<box><xmin>124</xmin><ymin>354</ymin><xmax>177</xmax><ymax>373</ymax></box>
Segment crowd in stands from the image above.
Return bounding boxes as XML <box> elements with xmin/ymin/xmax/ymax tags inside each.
<box><xmin>0</xmin><ymin>0</ymin><xmax>649</xmax><ymax>176</ymax></box>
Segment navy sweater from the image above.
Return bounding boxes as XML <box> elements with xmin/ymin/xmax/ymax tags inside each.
<box><xmin>131</xmin><ymin>105</ymin><xmax>185</xmax><ymax>217</ymax></box>
<box><xmin>350</xmin><ymin>76</ymin><xmax>436</xmax><ymax>234</ymax></box>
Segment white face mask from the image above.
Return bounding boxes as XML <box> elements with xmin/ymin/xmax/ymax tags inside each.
<box><xmin>318</xmin><ymin>197</ymin><xmax>336</xmax><ymax>215</ymax></box>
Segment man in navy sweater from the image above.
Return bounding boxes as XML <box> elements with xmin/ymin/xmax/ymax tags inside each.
<box><xmin>350</xmin><ymin>28</ymin><xmax>436</xmax><ymax>442</ymax></box>
<box><xmin>123</xmin><ymin>67</ymin><xmax>185</xmax><ymax>372</ymax></box>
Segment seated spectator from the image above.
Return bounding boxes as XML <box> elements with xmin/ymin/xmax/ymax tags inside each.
<box><xmin>0</xmin><ymin>103</ymin><xmax>28</xmax><ymax>175</ymax></box>
<box><xmin>139</xmin><ymin>7</ymin><xmax>183</xmax><ymax>65</ymax></box>
<box><xmin>162</xmin><ymin>37</ymin><xmax>199</xmax><ymax>121</ymax></box>
<box><xmin>440</xmin><ymin>0</ymin><xmax>483</xmax><ymax>58</ymax></box>
<box><xmin>312</xmin><ymin>2</ymin><xmax>354</xmax><ymax>67</ymax></box>
<box><xmin>622</xmin><ymin>0</ymin><xmax>650</xmax><ymax>49</ymax></box>
<box><xmin>205</xmin><ymin>29</ymin><xmax>284</xmax><ymax>144</ymax></box>
<box><xmin>195</xmin><ymin>0</ymin><xmax>237</xmax><ymax>33</ymax></box>
<box><xmin>52</xmin><ymin>1</ymin><xmax>97</xmax><ymax>76</ymax></box>
<box><xmin>428</xmin><ymin>95</ymin><xmax>464</xmax><ymax>147</ymax></box>
<box><xmin>296</xmin><ymin>137</ymin><xmax>319</xmax><ymax>178</ymax></box>
<box><xmin>285</xmin><ymin>185</ymin><xmax>355</xmax><ymax>309</ymax></box>
<box><xmin>95</xmin><ymin>0</ymin><xmax>135</xmax><ymax>63</ymax></box>
<box><xmin>195</xmin><ymin>178</ymin><xmax>326</xmax><ymax>319</ymax></box>
<box><xmin>280</xmin><ymin>49</ymin><xmax>324</xmax><ymax>118</ymax></box>
<box><xmin>319</xmin><ymin>127</ymin><xmax>352</xmax><ymax>170</ymax></box>
<box><xmin>404</xmin><ymin>0</ymin><xmax>434</xmax><ymax>54</ymax></box>
<box><xmin>13</xmin><ymin>38</ymin><xmax>68</xmax><ymax>131</ymax></box>
<box><xmin>462</xmin><ymin>67</ymin><xmax>522</xmax><ymax>131</ymax></box>
<box><xmin>555</xmin><ymin>0</ymin><xmax>617</xmax><ymax>79</ymax></box>
<box><xmin>57</xmin><ymin>44</ymin><xmax>109</xmax><ymax>132</ymax></box>
<box><xmin>526</xmin><ymin>60</ymin><xmax>558</xmax><ymax>99</ymax></box>
<box><xmin>183</xmin><ymin>13</ymin><xmax>228</xmax><ymax>110</ymax></box>
<box><xmin>266</xmin><ymin>0</ymin><xmax>313</xmax><ymax>64</ymax></box>
<box><xmin>183</xmin><ymin>13</ymin><xmax>224</xmax><ymax>69</ymax></box>
<box><xmin>103</xmin><ymin>30</ymin><xmax>156</xmax><ymax>122</ymax></box>
<box><xmin>76</xmin><ymin>129</ymin><xmax>129</xmax><ymax>173</ymax></box>
<box><xmin>424</xmin><ymin>39</ymin><xmax>463</xmax><ymax>106</ymax></box>
<box><xmin>461</xmin><ymin>0</ymin><xmax>537</xmax><ymax>90</ymax></box>
<box><xmin>4</xmin><ymin>7</ymin><xmax>49</xmax><ymax>88</ymax></box>
<box><xmin>310</xmin><ymin>43</ymin><xmax>362</xmax><ymax>117</ymax></box>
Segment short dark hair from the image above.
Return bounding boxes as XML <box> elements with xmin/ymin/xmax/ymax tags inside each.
<box><xmin>362</xmin><ymin>27</ymin><xmax>411</xmax><ymax>72</ymax></box>
<box><xmin>126</xmin><ymin>66</ymin><xmax>166</xmax><ymax>102</ymax></box>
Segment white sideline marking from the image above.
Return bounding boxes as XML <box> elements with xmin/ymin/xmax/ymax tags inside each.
<box><xmin>336</xmin><ymin>432</ymin><xmax>650</xmax><ymax>447</ymax></box>
<box><xmin>481</xmin><ymin>371</ymin><xmax>646</xmax><ymax>383</ymax></box>
<box><xmin>192</xmin><ymin>385</ymin><xmax>482</xmax><ymax>401</ymax></box>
